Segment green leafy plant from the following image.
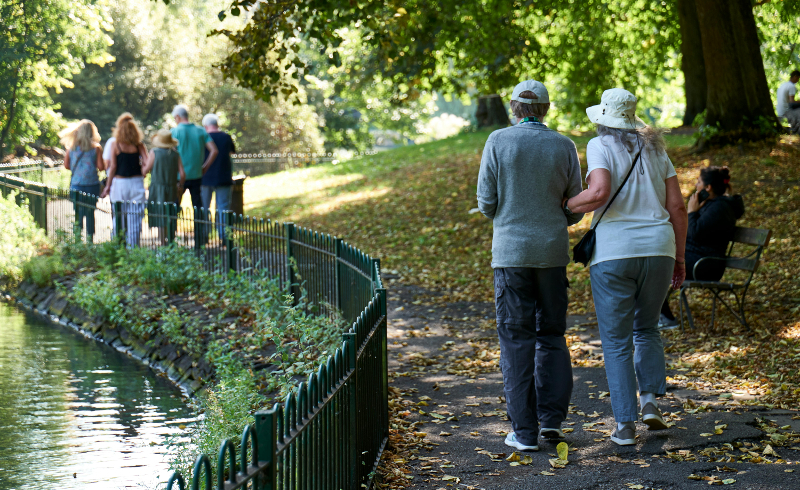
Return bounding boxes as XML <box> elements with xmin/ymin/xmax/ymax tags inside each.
<box><xmin>21</xmin><ymin>254</ymin><xmax>66</xmax><ymax>287</ymax></box>
<box><xmin>0</xmin><ymin>191</ymin><xmax>50</xmax><ymax>284</ymax></box>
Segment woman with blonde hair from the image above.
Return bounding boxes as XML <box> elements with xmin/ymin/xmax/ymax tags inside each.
<box><xmin>60</xmin><ymin>119</ymin><xmax>104</xmax><ymax>242</ymax></box>
<box><xmin>563</xmin><ymin>89</ymin><xmax>687</xmax><ymax>446</ymax></box>
<box><xmin>100</xmin><ymin>113</ymin><xmax>149</xmax><ymax>247</ymax></box>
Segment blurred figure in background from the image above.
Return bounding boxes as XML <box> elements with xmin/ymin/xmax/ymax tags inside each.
<box><xmin>171</xmin><ymin>104</ymin><xmax>218</xmax><ymax>247</ymax></box>
<box><xmin>170</xmin><ymin>105</ymin><xmax>218</xmax><ymax>210</ymax></box>
<box><xmin>143</xmin><ymin>129</ymin><xmax>185</xmax><ymax>245</ymax></box>
<box><xmin>60</xmin><ymin>119</ymin><xmax>104</xmax><ymax>242</ymax></box>
<box><xmin>201</xmin><ymin>113</ymin><xmax>235</xmax><ymax>243</ymax></box>
<box><xmin>101</xmin><ymin>113</ymin><xmax>149</xmax><ymax>247</ymax></box>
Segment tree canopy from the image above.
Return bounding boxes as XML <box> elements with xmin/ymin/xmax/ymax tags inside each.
<box><xmin>207</xmin><ymin>0</ymin><xmax>798</xmax><ymax>137</ymax></box>
<box><xmin>0</xmin><ymin>0</ymin><xmax>112</xmax><ymax>158</ymax></box>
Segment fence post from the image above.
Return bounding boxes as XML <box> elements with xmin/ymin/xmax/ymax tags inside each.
<box><xmin>225</xmin><ymin>210</ymin><xmax>237</xmax><ymax>272</ymax></box>
<box><xmin>193</xmin><ymin>205</ymin><xmax>202</xmax><ymax>252</ymax></box>
<box><xmin>255</xmin><ymin>409</ymin><xmax>277</xmax><ymax>490</ymax></box>
<box><xmin>284</xmin><ymin>222</ymin><xmax>296</xmax><ymax>302</ymax></box>
<box><xmin>167</xmin><ymin>202</ymin><xmax>176</xmax><ymax>244</ymax></box>
<box><xmin>113</xmin><ymin>201</ymin><xmax>125</xmax><ymax>246</ymax></box>
<box><xmin>334</xmin><ymin>238</ymin><xmax>343</xmax><ymax>311</ymax></box>
<box><xmin>69</xmin><ymin>189</ymin><xmax>79</xmax><ymax>239</ymax></box>
<box><xmin>373</xmin><ymin>258</ymin><xmax>390</xmax><ymax>438</ymax></box>
<box><xmin>343</xmin><ymin>332</ymin><xmax>358</xmax><ymax>488</ymax></box>
<box><xmin>42</xmin><ymin>186</ymin><xmax>49</xmax><ymax>236</ymax></box>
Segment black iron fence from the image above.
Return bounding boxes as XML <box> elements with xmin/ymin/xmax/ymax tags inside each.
<box><xmin>0</xmin><ymin>169</ymin><xmax>388</xmax><ymax>490</ymax></box>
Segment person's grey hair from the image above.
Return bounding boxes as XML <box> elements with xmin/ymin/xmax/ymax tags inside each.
<box><xmin>596</xmin><ymin>124</ymin><xmax>667</xmax><ymax>154</ymax></box>
<box><xmin>171</xmin><ymin>104</ymin><xmax>189</xmax><ymax>119</ymax></box>
<box><xmin>202</xmin><ymin>113</ymin><xmax>219</xmax><ymax>127</ymax></box>
<box><xmin>509</xmin><ymin>91</ymin><xmax>550</xmax><ymax>119</ymax></box>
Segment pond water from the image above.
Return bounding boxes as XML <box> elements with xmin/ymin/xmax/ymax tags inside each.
<box><xmin>0</xmin><ymin>302</ymin><xmax>195</xmax><ymax>490</ymax></box>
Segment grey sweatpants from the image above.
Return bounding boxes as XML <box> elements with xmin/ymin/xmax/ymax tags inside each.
<box><xmin>494</xmin><ymin>267</ymin><xmax>573</xmax><ymax>446</ymax></box>
<box><xmin>590</xmin><ymin>256</ymin><xmax>672</xmax><ymax>423</ymax></box>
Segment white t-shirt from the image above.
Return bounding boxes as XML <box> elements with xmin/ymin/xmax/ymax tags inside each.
<box><xmin>102</xmin><ymin>137</ymin><xmax>116</xmax><ymax>162</ymax></box>
<box><xmin>776</xmin><ymin>81</ymin><xmax>796</xmax><ymax>118</ymax></box>
<box><xmin>585</xmin><ymin>134</ymin><xmax>677</xmax><ymax>267</ymax></box>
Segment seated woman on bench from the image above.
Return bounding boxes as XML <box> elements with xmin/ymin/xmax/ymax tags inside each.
<box><xmin>660</xmin><ymin>166</ymin><xmax>745</xmax><ymax>328</ymax></box>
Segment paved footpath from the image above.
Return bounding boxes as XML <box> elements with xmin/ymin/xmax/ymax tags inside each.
<box><xmin>385</xmin><ymin>284</ymin><xmax>800</xmax><ymax>490</ymax></box>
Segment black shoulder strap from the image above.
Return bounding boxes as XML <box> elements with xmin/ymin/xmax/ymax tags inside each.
<box><xmin>591</xmin><ymin>147</ymin><xmax>642</xmax><ymax>230</ymax></box>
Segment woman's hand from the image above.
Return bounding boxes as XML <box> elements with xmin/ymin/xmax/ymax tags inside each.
<box><xmin>687</xmin><ymin>192</ymin><xmax>701</xmax><ymax>213</ymax></box>
<box><xmin>100</xmin><ymin>186</ymin><xmax>111</xmax><ymax>199</ymax></box>
<box><xmin>671</xmin><ymin>261</ymin><xmax>686</xmax><ymax>290</ymax></box>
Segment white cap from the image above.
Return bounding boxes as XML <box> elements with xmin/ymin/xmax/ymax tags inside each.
<box><xmin>586</xmin><ymin>88</ymin><xmax>645</xmax><ymax>129</ymax></box>
<box><xmin>510</xmin><ymin>80</ymin><xmax>550</xmax><ymax>104</ymax></box>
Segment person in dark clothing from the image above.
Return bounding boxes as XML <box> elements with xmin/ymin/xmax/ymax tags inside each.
<box><xmin>200</xmin><ymin>113</ymin><xmax>236</xmax><ymax>243</ymax></box>
<box><xmin>660</xmin><ymin>166</ymin><xmax>745</xmax><ymax>327</ymax></box>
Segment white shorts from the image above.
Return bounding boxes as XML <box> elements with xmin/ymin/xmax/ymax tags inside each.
<box><xmin>110</xmin><ymin>176</ymin><xmax>145</xmax><ymax>203</ymax></box>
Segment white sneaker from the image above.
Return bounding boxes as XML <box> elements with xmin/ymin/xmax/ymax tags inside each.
<box><xmin>610</xmin><ymin>426</ymin><xmax>636</xmax><ymax>446</ymax></box>
<box><xmin>539</xmin><ymin>427</ymin><xmax>565</xmax><ymax>441</ymax></box>
<box><xmin>504</xmin><ymin>432</ymin><xmax>539</xmax><ymax>451</ymax></box>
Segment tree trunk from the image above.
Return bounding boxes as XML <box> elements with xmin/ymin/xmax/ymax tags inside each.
<box><xmin>695</xmin><ymin>0</ymin><xmax>778</xmax><ymax>142</ymax></box>
<box><xmin>475</xmin><ymin>95</ymin><xmax>509</xmax><ymax>128</ymax></box>
<box><xmin>676</xmin><ymin>0</ymin><xmax>707</xmax><ymax>126</ymax></box>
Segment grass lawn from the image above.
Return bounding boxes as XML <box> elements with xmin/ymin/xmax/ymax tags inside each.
<box><xmin>243</xmin><ymin>127</ymin><xmax>800</xmax><ymax>409</ymax></box>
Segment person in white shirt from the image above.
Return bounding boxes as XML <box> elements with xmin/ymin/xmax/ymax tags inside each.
<box><xmin>102</xmin><ymin>136</ymin><xmax>116</xmax><ymax>169</ymax></box>
<box><xmin>776</xmin><ymin>70</ymin><xmax>800</xmax><ymax>119</ymax></box>
<box><xmin>564</xmin><ymin>88</ymin><xmax>688</xmax><ymax>447</ymax></box>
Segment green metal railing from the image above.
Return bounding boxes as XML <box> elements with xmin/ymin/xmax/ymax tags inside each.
<box><xmin>0</xmin><ymin>169</ymin><xmax>388</xmax><ymax>490</ymax></box>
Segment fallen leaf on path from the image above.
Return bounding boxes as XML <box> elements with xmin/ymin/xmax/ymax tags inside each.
<box><xmin>557</xmin><ymin>442</ymin><xmax>569</xmax><ymax>462</ymax></box>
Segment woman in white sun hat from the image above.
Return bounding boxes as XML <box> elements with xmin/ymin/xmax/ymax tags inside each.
<box><xmin>563</xmin><ymin>88</ymin><xmax>687</xmax><ymax>447</ymax></box>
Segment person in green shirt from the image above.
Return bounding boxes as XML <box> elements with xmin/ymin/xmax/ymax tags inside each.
<box><xmin>170</xmin><ymin>104</ymin><xmax>218</xmax><ymax>210</ymax></box>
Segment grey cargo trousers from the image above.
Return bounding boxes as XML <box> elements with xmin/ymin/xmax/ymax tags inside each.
<box><xmin>494</xmin><ymin>267</ymin><xmax>573</xmax><ymax>446</ymax></box>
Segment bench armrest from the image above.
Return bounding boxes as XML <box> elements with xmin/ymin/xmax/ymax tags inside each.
<box><xmin>691</xmin><ymin>255</ymin><xmax>726</xmax><ymax>280</ymax></box>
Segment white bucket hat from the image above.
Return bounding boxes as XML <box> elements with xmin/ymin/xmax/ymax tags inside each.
<box><xmin>511</xmin><ymin>80</ymin><xmax>550</xmax><ymax>104</ymax></box>
<box><xmin>586</xmin><ymin>88</ymin><xmax>645</xmax><ymax>129</ymax></box>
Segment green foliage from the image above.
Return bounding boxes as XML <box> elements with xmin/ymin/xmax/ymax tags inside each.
<box><xmin>165</xmin><ymin>356</ymin><xmax>266</xmax><ymax>483</ymax></box>
<box><xmin>0</xmin><ymin>192</ymin><xmax>49</xmax><ymax>283</ymax></box>
<box><xmin>0</xmin><ymin>0</ymin><xmax>112</xmax><ymax>158</ymax></box>
<box><xmin>56</xmin><ymin>0</ymin><xmax>323</xmax><ymax>155</ymax></box>
<box><xmin>206</xmin><ymin>0</ymin><xmax>684</xmax><ymax>130</ymax></box>
<box><xmin>59</xmin><ymin>241</ymin><xmax>347</xmax><ymax>390</ymax></box>
<box><xmin>756</xmin><ymin>1</ymin><xmax>800</xmax><ymax>98</ymax></box>
<box><xmin>21</xmin><ymin>254</ymin><xmax>65</xmax><ymax>287</ymax></box>
<box><xmin>51</xmin><ymin>239</ymin><xmax>349</xmax><ymax>484</ymax></box>
<box><xmin>52</xmin><ymin>0</ymin><xmax>179</xmax><ymax>137</ymax></box>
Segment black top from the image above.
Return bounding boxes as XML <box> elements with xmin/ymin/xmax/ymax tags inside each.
<box><xmin>202</xmin><ymin>131</ymin><xmax>235</xmax><ymax>186</ymax></box>
<box><xmin>686</xmin><ymin>194</ymin><xmax>745</xmax><ymax>257</ymax></box>
<box><xmin>116</xmin><ymin>151</ymin><xmax>142</xmax><ymax>177</ymax></box>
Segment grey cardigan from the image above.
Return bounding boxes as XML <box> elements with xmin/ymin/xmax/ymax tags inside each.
<box><xmin>477</xmin><ymin>124</ymin><xmax>585</xmax><ymax>268</ymax></box>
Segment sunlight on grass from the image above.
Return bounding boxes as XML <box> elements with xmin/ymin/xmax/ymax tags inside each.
<box><xmin>308</xmin><ymin>188</ymin><xmax>391</xmax><ymax>216</ymax></box>
<box><xmin>244</xmin><ymin>168</ymin><xmax>366</xmax><ymax>206</ymax></box>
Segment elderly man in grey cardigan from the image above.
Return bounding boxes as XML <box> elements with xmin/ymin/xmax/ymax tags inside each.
<box><xmin>477</xmin><ymin>80</ymin><xmax>584</xmax><ymax>451</ymax></box>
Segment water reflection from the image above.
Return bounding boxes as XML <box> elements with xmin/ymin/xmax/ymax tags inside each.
<box><xmin>0</xmin><ymin>303</ymin><xmax>195</xmax><ymax>489</ymax></box>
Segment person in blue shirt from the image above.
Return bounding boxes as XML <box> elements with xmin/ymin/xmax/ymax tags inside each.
<box><xmin>60</xmin><ymin>119</ymin><xmax>104</xmax><ymax>241</ymax></box>
<box><xmin>200</xmin><ymin>113</ymin><xmax>236</xmax><ymax>243</ymax></box>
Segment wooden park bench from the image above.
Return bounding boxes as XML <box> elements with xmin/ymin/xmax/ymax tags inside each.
<box><xmin>678</xmin><ymin>226</ymin><xmax>771</xmax><ymax>331</ymax></box>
